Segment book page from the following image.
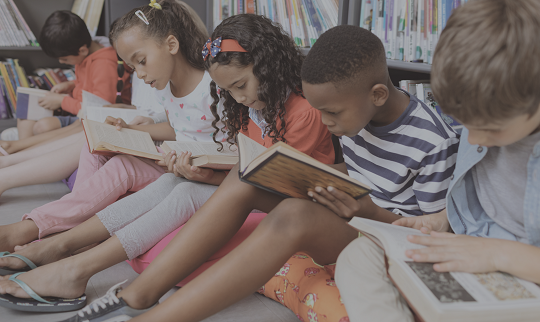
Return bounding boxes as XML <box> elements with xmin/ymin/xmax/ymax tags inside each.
<box><xmin>348</xmin><ymin>217</ymin><xmax>427</xmax><ymax>261</ymax></box>
<box><xmin>85</xmin><ymin>120</ymin><xmax>159</xmax><ymax>155</ymax></box>
<box><xmin>237</xmin><ymin>133</ymin><xmax>267</xmax><ymax>172</ymax></box>
<box><xmin>86</xmin><ymin>106</ymin><xmax>141</xmax><ymax>124</ymax></box>
<box><xmin>162</xmin><ymin>141</ymin><xmax>238</xmax><ymax>157</ymax></box>
<box><xmin>82</xmin><ymin>90</ymin><xmax>111</xmax><ymax>109</ymax></box>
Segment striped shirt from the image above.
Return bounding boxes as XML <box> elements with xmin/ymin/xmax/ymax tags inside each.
<box><xmin>341</xmin><ymin>91</ymin><xmax>459</xmax><ymax>216</ymax></box>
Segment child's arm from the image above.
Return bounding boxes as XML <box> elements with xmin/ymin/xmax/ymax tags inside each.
<box><xmin>51</xmin><ymin>81</ymin><xmax>75</xmax><ymax>94</ymax></box>
<box><xmin>406</xmin><ymin>232</ymin><xmax>540</xmax><ymax>283</ymax></box>
<box><xmin>105</xmin><ymin>116</ymin><xmax>176</xmax><ymax>141</ymax></box>
<box><xmin>308</xmin><ymin>186</ymin><xmax>403</xmax><ymax>223</ymax></box>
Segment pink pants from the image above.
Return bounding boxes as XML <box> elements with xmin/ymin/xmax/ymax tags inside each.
<box><xmin>23</xmin><ymin>144</ymin><xmax>165</xmax><ymax>238</ymax></box>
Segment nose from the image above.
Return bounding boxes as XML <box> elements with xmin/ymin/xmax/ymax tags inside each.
<box><xmin>136</xmin><ymin>70</ymin><xmax>145</xmax><ymax>80</ymax></box>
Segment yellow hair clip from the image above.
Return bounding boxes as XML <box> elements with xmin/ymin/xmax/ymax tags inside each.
<box><xmin>149</xmin><ymin>0</ymin><xmax>162</xmax><ymax>10</ymax></box>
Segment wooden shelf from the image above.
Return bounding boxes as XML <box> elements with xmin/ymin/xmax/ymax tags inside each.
<box><xmin>0</xmin><ymin>46</ymin><xmax>41</xmax><ymax>51</ymax></box>
<box><xmin>386</xmin><ymin>59</ymin><xmax>431</xmax><ymax>74</ymax></box>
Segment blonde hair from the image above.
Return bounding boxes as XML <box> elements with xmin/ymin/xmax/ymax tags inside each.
<box><xmin>432</xmin><ymin>0</ymin><xmax>540</xmax><ymax>125</ymax></box>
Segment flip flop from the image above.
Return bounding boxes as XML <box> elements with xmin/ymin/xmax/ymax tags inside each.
<box><xmin>0</xmin><ymin>146</ymin><xmax>8</xmax><ymax>156</ymax></box>
<box><xmin>0</xmin><ymin>272</ymin><xmax>87</xmax><ymax>312</ymax></box>
<box><xmin>0</xmin><ymin>252</ymin><xmax>37</xmax><ymax>276</ymax></box>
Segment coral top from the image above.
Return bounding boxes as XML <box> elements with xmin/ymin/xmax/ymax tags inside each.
<box><xmin>61</xmin><ymin>46</ymin><xmax>132</xmax><ymax>115</ymax></box>
<box><xmin>241</xmin><ymin>92</ymin><xmax>335</xmax><ymax>164</ymax></box>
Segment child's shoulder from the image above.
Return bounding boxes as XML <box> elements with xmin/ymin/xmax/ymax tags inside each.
<box><xmin>284</xmin><ymin>92</ymin><xmax>321</xmax><ymax>120</ymax></box>
<box><xmin>84</xmin><ymin>47</ymin><xmax>118</xmax><ymax>65</ymax></box>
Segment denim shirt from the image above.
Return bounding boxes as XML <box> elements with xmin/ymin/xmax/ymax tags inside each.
<box><xmin>447</xmin><ymin>128</ymin><xmax>540</xmax><ymax>247</ymax></box>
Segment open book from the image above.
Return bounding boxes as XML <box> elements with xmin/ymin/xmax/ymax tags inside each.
<box><xmin>160</xmin><ymin>141</ymin><xmax>238</xmax><ymax>170</ymax></box>
<box><xmin>237</xmin><ymin>133</ymin><xmax>371</xmax><ymax>199</ymax></box>
<box><xmin>81</xmin><ymin>90</ymin><xmax>141</xmax><ymax>124</ymax></box>
<box><xmin>15</xmin><ymin>87</ymin><xmax>53</xmax><ymax>120</ymax></box>
<box><xmin>81</xmin><ymin>119</ymin><xmax>162</xmax><ymax>161</ymax></box>
<box><xmin>348</xmin><ymin>217</ymin><xmax>540</xmax><ymax>322</ymax></box>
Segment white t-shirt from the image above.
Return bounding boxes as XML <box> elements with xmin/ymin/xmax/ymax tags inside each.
<box><xmin>154</xmin><ymin>72</ymin><xmax>226</xmax><ymax>142</ymax></box>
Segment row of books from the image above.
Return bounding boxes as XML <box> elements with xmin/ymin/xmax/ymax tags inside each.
<box><xmin>400</xmin><ymin>79</ymin><xmax>461</xmax><ymax>129</ymax></box>
<box><xmin>212</xmin><ymin>0</ymin><xmax>339</xmax><ymax>48</ymax></box>
<box><xmin>356</xmin><ymin>0</ymin><xmax>468</xmax><ymax>64</ymax></box>
<box><xmin>0</xmin><ymin>59</ymin><xmax>75</xmax><ymax>119</ymax></box>
<box><xmin>0</xmin><ymin>0</ymin><xmax>39</xmax><ymax>47</ymax></box>
<box><xmin>71</xmin><ymin>0</ymin><xmax>106</xmax><ymax>37</ymax></box>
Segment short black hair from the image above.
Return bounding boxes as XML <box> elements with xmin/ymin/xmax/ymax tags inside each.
<box><xmin>40</xmin><ymin>11</ymin><xmax>92</xmax><ymax>58</ymax></box>
<box><xmin>301</xmin><ymin>25</ymin><xmax>386</xmax><ymax>85</ymax></box>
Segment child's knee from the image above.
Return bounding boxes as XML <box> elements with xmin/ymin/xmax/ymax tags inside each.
<box><xmin>33</xmin><ymin>117</ymin><xmax>61</xmax><ymax>135</ymax></box>
<box><xmin>264</xmin><ymin>199</ymin><xmax>315</xmax><ymax>236</ymax></box>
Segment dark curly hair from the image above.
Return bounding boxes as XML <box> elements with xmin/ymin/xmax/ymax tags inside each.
<box><xmin>302</xmin><ymin>25</ymin><xmax>386</xmax><ymax>86</ymax></box>
<box><xmin>108</xmin><ymin>0</ymin><xmax>207</xmax><ymax>71</ymax></box>
<box><xmin>204</xmin><ymin>14</ymin><xmax>304</xmax><ymax>146</ymax></box>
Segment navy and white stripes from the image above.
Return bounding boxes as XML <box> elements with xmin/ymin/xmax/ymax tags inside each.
<box><xmin>341</xmin><ymin>93</ymin><xmax>459</xmax><ymax>217</ymax></box>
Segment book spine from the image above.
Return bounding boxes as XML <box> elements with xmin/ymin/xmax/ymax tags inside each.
<box><xmin>14</xmin><ymin>59</ymin><xmax>29</xmax><ymax>88</ymax></box>
<box><xmin>246</xmin><ymin>0</ymin><xmax>255</xmax><ymax>13</ymax></box>
<box><xmin>5</xmin><ymin>59</ymin><xmax>21</xmax><ymax>88</ymax></box>
<box><xmin>0</xmin><ymin>0</ymin><xmax>19</xmax><ymax>46</ymax></box>
<box><xmin>0</xmin><ymin>65</ymin><xmax>17</xmax><ymax>112</ymax></box>
<box><xmin>2</xmin><ymin>0</ymin><xmax>28</xmax><ymax>46</ymax></box>
<box><xmin>6</xmin><ymin>0</ymin><xmax>36</xmax><ymax>46</ymax></box>
<box><xmin>0</xmin><ymin>76</ymin><xmax>8</xmax><ymax>119</ymax></box>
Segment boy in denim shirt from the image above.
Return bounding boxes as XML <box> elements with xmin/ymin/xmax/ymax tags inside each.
<box><xmin>335</xmin><ymin>1</ymin><xmax>540</xmax><ymax>321</ymax></box>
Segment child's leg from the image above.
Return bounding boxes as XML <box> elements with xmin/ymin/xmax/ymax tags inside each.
<box><xmin>125</xmin><ymin>198</ymin><xmax>358</xmax><ymax>322</ymax></box>
<box><xmin>114</xmin><ymin>165</ymin><xmax>285</xmax><ymax>310</ymax></box>
<box><xmin>0</xmin><ymin>120</ymin><xmax>82</xmax><ymax>155</ymax></box>
<box><xmin>335</xmin><ymin>237</ymin><xmax>414</xmax><ymax>322</ymax></box>
<box><xmin>32</xmin><ymin>117</ymin><xmax>62</xmax><ymax>135</ymax></box>
<box><xmin>16</xmin><ymin>119</ymin><xmax>36</xmax><ymax>140</ymax></box>
<box><xmin>0</xmin><ymin>132</ymin><xmax>83</xmax><ymax>169</ymax></box>
<box><xmin>0</xmin><ymin>138</ymin><xmax>81</xmax><ymax>196</ymax></box>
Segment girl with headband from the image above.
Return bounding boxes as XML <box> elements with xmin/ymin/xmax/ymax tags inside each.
<box><xmin>0</xmin><ymin>8</ymin><xmax>336</xmax><ymax>321</ymax></box>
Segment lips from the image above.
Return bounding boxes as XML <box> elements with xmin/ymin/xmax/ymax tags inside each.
<box><xmin>145</xmin><ymin>80</ymin><xmax>156</xmax><ymax>88</ymax></box>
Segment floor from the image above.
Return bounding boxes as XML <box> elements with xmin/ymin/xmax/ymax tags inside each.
<box><xmin>0</xmin><ymin>181</ymin><xmax>299</xmax><ymax>322</ymax></box>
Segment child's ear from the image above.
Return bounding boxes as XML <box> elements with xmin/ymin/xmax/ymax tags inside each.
<box><xmin>166</xmin><ymin>35</ymin><xmax>180</xmax><ymax>55</ymax></box>
<box><xmin>78</xmin><ymin>45</ymin><xmax>89</xmax><ymax>57</ymax></box>
<box><xmin>371</xmin><ymin>84</ymin><xmax>389</xmax><ymax>106</ymax></box>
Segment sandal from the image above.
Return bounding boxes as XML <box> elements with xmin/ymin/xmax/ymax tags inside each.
<box><xmin>0</xmin><ymin>252</ymin><xmax>37</xmax><ymax>276</ymax></box>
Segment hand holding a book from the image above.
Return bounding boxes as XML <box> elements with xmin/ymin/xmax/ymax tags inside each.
<box><xmin>173</xmin><ymin>151</ymin><xmax>221</xmax><ymax>184</ymax></box>
<box><xmin>51</xmin><ymin>81</ymin><xmax>75</xmax><ymax>94</ymax></box>
<box><xmin>104</xmin><ymin>116</ymin><xmax>129</xmax><ymax>130</ymax></box>
<box><xmin>392</xmin><ymin>210</ymin><xmax>450</xmax><ymax>234</ymax></box>
<box><xmin>128</xmin><ymin>116</ymin><xmax>155</xmax><ymax>126</ymax></box>
<box><xmin>308</xmin><ymin>186</ymin><xmax>378</xmax><ymax>219</ymax></box>
<box><xmin>38</xmin><ymin>92</ymin><xmax>66</xmax><ymax>110</ymax></box>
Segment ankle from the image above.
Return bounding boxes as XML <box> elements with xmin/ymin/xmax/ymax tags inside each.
<box><xmin>0</xmin><ymin>220</ymin><xmax>39</xmax><ymax>251</ymax></box>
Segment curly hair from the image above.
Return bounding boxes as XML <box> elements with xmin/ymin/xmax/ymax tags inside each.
<box><xmin>108</xmin><ymin>0</ymin><xmax>207</xmax><ymax>71</ymax></box>
<box><xmin>204</xmin><ymin>14</ymin><xmax>304</xmax><ymax>146</ymax></box>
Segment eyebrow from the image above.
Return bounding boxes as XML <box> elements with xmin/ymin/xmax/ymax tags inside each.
<box><xmin>226</xmin><ymin>77</ymin><xmax>244</xmax><ymax>89</ymax></box>
<box><xmin>129</xmin><ymin>51</ymin><xmax>141</xmax><ymax>63</ymax></box>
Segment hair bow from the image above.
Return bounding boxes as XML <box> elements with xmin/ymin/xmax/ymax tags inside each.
<box><xmin>202</xmin><ymin>37</ymin><xmax>223</xmax><ymax>60</ymax></box>
<box><xmin>149</xmin><ymin>0</ymin><xmax>162</xmax><ymax>9</ymax></box>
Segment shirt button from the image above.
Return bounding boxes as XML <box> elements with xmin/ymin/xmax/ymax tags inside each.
<box><xmin>477</xmin><ymin>146</ymin><xmax>483</xmax><ymax>153</ymax></box>
<box><xmin>450</xmin><ymin>174</ymin><xmax>455</xmax><ymax>180</ymax></box>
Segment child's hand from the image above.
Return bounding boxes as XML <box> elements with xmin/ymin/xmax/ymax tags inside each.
<box><xmin>155</xmin><ymin>150</ymin><xmax>179</xmax><ymax>174</ymax></box>
<box><xmin>103</xmin><ymin>103</ymin><xmax>137</xmax><ymax>109</ymax></box>
<box><xmin>405</xmin><ymin>232</ymin><xmax>501</xmax><ymax>273</ymax></box>
<box><xmin>38</xmin><ymin>92</ymin><xmax>65</xmax><ymax>110</ymax></box>
<box><xmin>128</xmin><ymin>116</ymin><xmax>155</xmax><ymax>126</ymax></box>
<box><xmin>174</xmin><ymin>151</ymin><xmax>215</xmax><ymax>183</ymax></box>
<box><xmin>308</xmin><ymin>186</ymin><xmax>378</xmax><ymax>219</ymax></box>
<box><xmin>392</xmin><ymin>210</ymin><xmax>450</xmax><ymax>234</ymax></box>
<box><xmin>104</xmin><ymin>117</ymin><xmax>129</xmax><ymax>130</ymax></box>
<box><xmin>50</xmin><ymin>81</ymin><xmax>74</xmax><ymax>94</ymax></box>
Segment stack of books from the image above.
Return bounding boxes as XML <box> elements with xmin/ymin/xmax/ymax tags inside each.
<box><xmin>357</xmin><ymin>0</ymin><xmax>468</xmax><ymax>64</ymax></box>
<box><xmin>0</xmin><ymin>0</ymin><xmax>39</xmax><ymax>47</ymax></box>
<box><xmin>213</xmin><ymin>0</ymin><xmax>339</xmax><ymax>48</ymax></box>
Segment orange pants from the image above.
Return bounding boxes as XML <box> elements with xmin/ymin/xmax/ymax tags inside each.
<box><xmin>259</xmin><ymin>253</ymin><xmax>349</xmax><ymax>322</ymax></box>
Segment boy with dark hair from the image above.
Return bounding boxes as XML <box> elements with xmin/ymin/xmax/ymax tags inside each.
<box><xmin>16</xmin><ymin>11</ymin><xmax>131</xmax><ymax>139</ymax></box>
<box><xmin>335</xmin><ymin>1</ymin><xmax>540</xmax><ymax>321</ymax></box>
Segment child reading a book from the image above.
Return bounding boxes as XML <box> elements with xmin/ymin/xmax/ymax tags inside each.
<box><xmin>335</xmin><ymin>1</ymin><xmax>540</xmax><ymax>321</ymax></box>
<box><xmin>0</xmin><ymin>24</ymin><xmax>460</xmax><ymax>320</ymax></box>
<box><xmin>0</xmin><ymin>11</ymin><xmax>335</xmax><ymax>316</ymax></box>
<box><xmin>15</xmin><ymin>10</ymin><xmax>132</xmax><ymax>140</ymax></box>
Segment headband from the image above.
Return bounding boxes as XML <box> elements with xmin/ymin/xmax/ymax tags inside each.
<box><xmin>202</xmin><ymin>37</ymin><xmax>248</xmax><ymax>60</ymax></box>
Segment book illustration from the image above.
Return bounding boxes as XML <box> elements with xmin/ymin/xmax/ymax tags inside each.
<box><xmin>474</xmin><ymin>272</ymin><xmax>536</xmax><ymax>301</ymax></box>
<box><xmin>407</xmin><ymin>262</ymin><xmax>476</xmax><ymax>303</ymax></box>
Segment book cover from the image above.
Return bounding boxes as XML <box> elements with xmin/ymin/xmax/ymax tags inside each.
<box><xmin>15</xmin><ymin>87</ymin><xmax>53</xmax><ymax>121</ymax></box>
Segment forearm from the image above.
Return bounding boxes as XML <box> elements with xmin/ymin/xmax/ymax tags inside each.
<box><xmin>494</xmin><ymin>240</ymin><xmax>540</xmax><ymax>283</ymax></box>
<box><xmin>128</xmin><ymin>122</ymin><xmax>176</xmax><ymax>141</ymax></box>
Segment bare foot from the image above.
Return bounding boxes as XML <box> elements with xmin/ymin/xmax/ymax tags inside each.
<box><xmin>0</xmin><ymin>257</ymin><xmax>88</xmax><ymax>299</ymax></box>
<box><xmin>0</xmin><ymin>237</ymin><xmax>71</xmax><ymax>270</ymax></box>
<box><xmin>0</xmin><ymin>220</ymin><xmax>39</xmax><ymax>252</ymax></box>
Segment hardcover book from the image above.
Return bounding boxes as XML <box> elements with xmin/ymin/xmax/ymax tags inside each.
<box><xmin>237</xmin><ymin>133</ymin><xmax>371</xmax><ymax>199</ymax></box>
<box><xmin>15</xmin><ymin>87</ymin><xmax>53</xmax><ymax>121</ymax></box>
<box><xmin>160</xmin><ymin>141</ymin><xmax>238</xmax><ymax>170</ymax></box>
